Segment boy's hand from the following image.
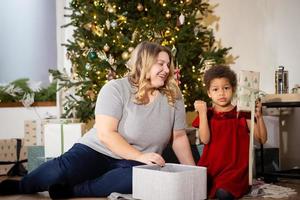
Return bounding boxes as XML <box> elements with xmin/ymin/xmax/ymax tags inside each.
<box><xmin>194</xmin><ymin>100</ymin><xmax>207</xmax><ymax>114</ymax></box>
<box><xmin>255</xmin><ymin>98</ymin><xmax>263</xmax><ymax>118</ymax></box>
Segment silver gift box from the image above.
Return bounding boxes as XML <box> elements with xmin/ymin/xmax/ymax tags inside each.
<box><xmin>133</xmin><ymin>163</ymin><xmax>207</xmax><ymax>200</ymax></box>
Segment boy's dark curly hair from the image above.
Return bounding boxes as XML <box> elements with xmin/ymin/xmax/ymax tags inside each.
<box><xmin>203</xmin><ymin>65</ymin><xmax>237</xmax><ymax>90</ymax></box>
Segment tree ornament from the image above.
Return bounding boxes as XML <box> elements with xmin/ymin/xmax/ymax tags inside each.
<box><xmin>88</xmin><ymin>51</ymin><xmax>98</xmax><ymax>61</ymax></box>
<box><xmin>161</xmin><ymin>40</ymin><xmax>169</xmax><ymax>46</ymax></box>
<box><xmin>121</xmin><ymin>51</ymin><xmax>129</xmax><ymax>60</ymax></box>
<box><xmin>117</xmin><ymin>15</ymin><xmax>127</xmax><ymax>25</ymax></box>
<box><xmin>179</xmin><ymin>13</ymin><xmax>185</xmax><ymax>25</ymax></box>
<box><xmin>86</xmin><ymin>89</ymin><xmax>96</xmax><ymax>101</ymax></box>
<box><xmin>85</xmin><ymin>63</ymin><xmax>91</xmax><ymax>70</ymax></box>
<box><xmin>77</xmin><ymin>40</ymin><xmax>85</xmax><ymax>48</ymax></box>
<box><xmin>107</xmin><ymin>4</ymin><xmax>116</xmax><ymax>13</ymax></box>
<box><xmin>111</xmin><ymin>20</ymin><xmax>117</xmax><ymax>28</ymax></box>
<box><xmin>128</xmin><ymin>47</ymin><xmax>134</xmax><ymax>52</ymax></box>
<box><xmin>92</xmin><ymin>25</ymin><xmax>104</xmax><ymax>37</ymax></box>
<box><xmin>137</xmin><ymin>3</ymin><xmax>144</xmax><ymax>12</ymax></box>
<box><xmin>200</xmin><ymin>59</ymin><xmax>216</xmax><ymax>76</ymax></box>
<box><xmin>93</xmin><ymin>0</ymin><xmax>100</xmax><ymax>7</ymax></box>
<box><xmin>165</xmin><ymin>11</ymin><xmax>171</xmax><ymax>19</ymax></box>
<box><xmin>103</xmin><ymin>43</ymin><xmax>110</xmax><ymax>52</ymax></box>
<box><xmin>83</xmin><ymin>22</ymin><xmax>93</xmax><ymax>31</ymax></box>
<box><xmin>185</xmin><ymin>0</ymin><xmax>192</xmax><ymax>5</ymax></box>
<box><xmin>174</xmin><ymin>66</ymin><xmax>181</xmax><ymax>85</ymax></box>
<box><xmin>107</xmin><ymin>69</ymin><xmax>116</xmax><ymax>80</ymax></box>
<box><xmin>105</xmin><ymin>20</ymin><xmax>110</xmax><ymax>30</ymax></box>
<box><xmin>164</xmin><ymin>29</ymin><xmax>172</xmax><ymax>37</ymax></box>
<box><xmin>171</xmin><ymin>45</ymin><xmax>177</xmax><ymax>57</ymax></box>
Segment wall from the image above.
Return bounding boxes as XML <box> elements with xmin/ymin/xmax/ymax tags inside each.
<box><xmin>0</xmin><ymin>106</ymin><xmax>57</xmax><ymax>139</ymax></box>
<box><xmin>0</xmin><ymin>0</ymin><xmax>57</xmax><ymax>86</ymax></box>
<box><xmin>212</xmin><ymin>0</ymin><xmax>300</xmax><ymax>169</ymax></box>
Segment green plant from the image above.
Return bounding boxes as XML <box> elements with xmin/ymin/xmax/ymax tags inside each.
<box><xmin>0</xmin><ymin>78</ymin><xmax>56</xmax><ymax>104</ymax></box>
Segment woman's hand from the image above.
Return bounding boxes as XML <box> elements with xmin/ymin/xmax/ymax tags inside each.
<box><xmin>194</xmin><ymin>100</ymin><xmax>207</xmax><ymax>114</ymax></box>
<box><xmin>135</xmin><ymin>153</ymin><xmax>165</xmax><ymax>166</ymax></box>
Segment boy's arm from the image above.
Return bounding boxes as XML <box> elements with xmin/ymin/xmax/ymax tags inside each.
<box><xmin>194</xmin><ymin>100</ymin><xmax>210</xmax><ymax>144</ymax></box>
<box><xmin>247</xmin><ymin>101</ymin><xmax>267</xmax><ymax>144</ymax></box>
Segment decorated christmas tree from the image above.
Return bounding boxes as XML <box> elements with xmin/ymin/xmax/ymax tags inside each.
<box><xmin>50</xmin><ymin>0</ymin><xmax>233</xmax><ymax>122</ymax></box>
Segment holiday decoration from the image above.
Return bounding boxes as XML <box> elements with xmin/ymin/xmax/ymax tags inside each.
<box><xmin>49</xmin><ymin>0</ymin><xmax>232</xmax><ymax>122</ymax></box>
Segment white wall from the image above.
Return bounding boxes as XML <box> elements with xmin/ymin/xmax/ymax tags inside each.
<box><xmin>0</xmin><ymin>0</ymin><xmax>57</xmax><ymax>86</ymax></box>
<box><xmin>212</xmin><ymin>0</ymin><xmax>300</xmax><ymax>169</ymax></box>
<box><xmin>0</xmin><ymin>106</ymin><xmax>57</xmax><ymax>139</ymax></box>
<box><xmin>211</xmin><ymin>0</ymin><xmax>300</xmax><ymax>93</ymax></box>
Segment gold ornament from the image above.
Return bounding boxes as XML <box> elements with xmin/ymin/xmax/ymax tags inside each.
<box><xmin>164</xmin><ymin>29</ymin><xmax>172</xmax><ymax>37</ymax></box>
<box><xmin>161</xmin><ymin>40</ymin><xmax>169</xmax><ymax>46</ymax></box>
<box><xmin>121</xmin><ymin>51</ymin><xmax>129</xmax><ymax>60</ymax></box>
<box><xmin>83</xmin><ymin>22</ymin><xmax>93</xmax><ymax>31</ymax></box>
<box><xmin>137</xmin><ymin>3</ymin><xmax>144</xmax><ymax>11</ymax></box>
<box><xmin>185</xmin><ymin>0</ymin><xmax>192</xmax><ymax>5</ymax></box>
<box><xmin>77</xmin><ymin>40</ymin><xmax>85</xmax><ymax>48</ymax></box>
<box><xmin>107</xmin><ymin>4</ymin><xmax>116</xmax><ymax>13</ymax></box>
<box><xmin>117</xmin><ymin>15</ymin><xmax>127</xmax><ymax>25</ymax></box>
<box><xmin>86</xmin><ymin>90</ymin><xmax>96</xmax><ymax>101</ymax></box>
<box><xmin>128</xmin><ymin>47</ymin><xmax>134</xmax><ymax>52</ymax></box>
<box><xmin>165</xmin><ymin>11</ymin><xmax>171</xmax><ymax>19</ymax></box>
<box><xmin>92</xmin><ymin>25</ymin><xmax>104</xmax><ymax>37</ymax></box>
<box><xmin>93</xmin><ymin>0</ymin><xmax>100</xmax><ymax>7</ymax></box>
<box><xmin>103</xmin><ymin>43</ymin><xmax>110</xmax><ymax>52</ymax></box>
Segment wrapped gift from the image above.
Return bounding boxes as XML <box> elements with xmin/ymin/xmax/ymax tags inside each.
<box><xmin>24</xmin><ymin>118</ymin><xmax>82</xmax><ymax>147</ymax></box>
<box><xmin>24</xmin><ymin>120</ymin><xmax>44</xmax><ymax>146</ymax></box>
<box><xmin>237</xmin><ymin>70</ymin><xmax>260</xmax><ymax>112</ymax></box>
<box><xmin>27</xmin><ymin>145</ymin><xmax>45</xmax><ymax>172</ymax></box>
<box><xmin>133</xmin><ymin>163</ymin><xmax>207</xmax><ymax>200</ymax></box>
<box><xmin>0</xmin><ymin>138</ymin><xmax>27</xmax><ymax>175</ymax></box>
<box><xmin>44</xmin><ymin>120</ymin><xmax>85</xmax><ymax>158</ymax></box>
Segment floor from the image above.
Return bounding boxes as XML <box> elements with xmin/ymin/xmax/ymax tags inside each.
<box><xmin>0</xmin><ymin>176</ymin><xmax>299</xmax><ymax>200</ymax></box>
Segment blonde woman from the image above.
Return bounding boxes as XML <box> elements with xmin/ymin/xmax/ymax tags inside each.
<box><xmin>0</xmin><ymin>41</ymin><xmax>195</xmax><ymax>198</ymax></box>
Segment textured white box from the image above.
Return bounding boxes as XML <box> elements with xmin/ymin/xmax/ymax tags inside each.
<box><xmin>237</xmin><ymin>70</ymin><xmax>260</xmax><ymax>112</ymax></box>
<box><xmin>133</xmin><ymin>163</ymin><xmax>206</xmax><ymax>200</ymax></box>
<box><xmin>44</xmin><ymin>123</ymin><xmax>83</xmax><ymax>158</ymax></box>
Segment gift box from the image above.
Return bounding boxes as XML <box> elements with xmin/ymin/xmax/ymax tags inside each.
<box><xmin>133</xmin><ymin>163</ymin><xmax>207</xmax><ymax>200</ymax></box>
<box><xmin>44</xmin><ymin>120</ymin><xmax>85</xmax><ymax>158</ymax></box>
<box><xmin>27</xmin><ymin>145</ymin><xmax>45</xmax><ymax>172</ymax></box>
<box><xmin>237</xmin><ymin>70</ymin><xmax>260</xmax><ymax>112</ymax></box>
<box><xmin>0</xmin><ymin>138</ymin><xmax>27</xmax><ymax>175</ymax></box>
<box><xmin>24</xmin><ymin>120</ymin><xmax>44</xmax><ymax>146</ymax></box>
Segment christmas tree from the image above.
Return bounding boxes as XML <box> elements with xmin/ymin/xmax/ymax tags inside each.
<box><xmin>50</xmin><ymin>0</ymin><xmax>233</xmax><ymax>122</ymax></box>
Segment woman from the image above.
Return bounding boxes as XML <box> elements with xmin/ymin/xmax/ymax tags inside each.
<box><xmin>0</xmin><ymin>41</ymin><xmax>195</xmax><ymax>198</ymax></box>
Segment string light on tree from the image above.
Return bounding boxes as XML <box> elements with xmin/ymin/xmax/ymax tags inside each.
<box><xmin>49</xmin><ymin>0</ymin><xmax>232</xmax><ymax>122</ymax></box>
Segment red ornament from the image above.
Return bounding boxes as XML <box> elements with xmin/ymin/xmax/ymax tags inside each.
<box><xmin>174</xmin><ymin>67</ymin><xmax>181</xmax><ymax>85</ymax></box>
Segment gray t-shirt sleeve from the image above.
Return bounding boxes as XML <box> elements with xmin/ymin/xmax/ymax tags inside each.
<box><xmin>173</xmin><ymin>95</ymin><xmax>187</xmax><ymax>131</ymax></box>
<box><xmin>95</xmin><ymin>80</ymin><xmax>123</xmax><ymax>120</ymax></box>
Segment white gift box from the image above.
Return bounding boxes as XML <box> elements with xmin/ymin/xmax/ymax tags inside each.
<box><xmin>133</xmin><ymin>163</ymin><xmax>207</xmax><ymax>200</ymax></box>
<box><xmin>237</xmin><ymin>70</ymin><xmax>260</xmax><ymax>112</ymax></box>
<box><xmin>44</xmin><ymin>122</ymin><xmax>84</xmax><ymax>158</ymax></box>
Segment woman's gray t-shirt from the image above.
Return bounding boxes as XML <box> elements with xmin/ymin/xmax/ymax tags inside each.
<box><xmin>78</xmin><ymin>77</ymin><xmax>186</xmax><ymax>159</ymax></box>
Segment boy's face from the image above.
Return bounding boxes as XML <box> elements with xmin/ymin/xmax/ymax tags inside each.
<box><xmin>207</xmin><ymin>77</ymin><xmax>234</xmax><ymax>108</ymax></box>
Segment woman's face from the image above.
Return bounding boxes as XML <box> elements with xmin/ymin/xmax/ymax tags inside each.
<box><xmin>149</xmin><ymin>51</ymin><xmax>170</xmax><ymax>88</ymax></box>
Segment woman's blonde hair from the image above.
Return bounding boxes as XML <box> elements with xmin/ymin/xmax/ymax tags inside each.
<box><xmin>126</xmin><ymin>41</ymin><xmax>180</xmax><ymax>106</ymax></box>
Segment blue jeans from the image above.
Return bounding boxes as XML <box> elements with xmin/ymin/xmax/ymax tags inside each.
<box><xmin>20</xmin><ymin>143</ymin><xmax>143</xmax><ymax>197</ymax></box>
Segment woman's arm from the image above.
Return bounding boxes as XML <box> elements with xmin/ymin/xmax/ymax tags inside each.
<box><xmin>194</xmin><ymin>100</ymin><xmax>210</xmax><ymax>144</ymax></box>
<box><xmin>96</xmin><ymin>115</ymin><xmax>165</xmax><ymax>166</ymax></box>
<box><xmin>172</xmin><ymin>129</ymin><xmax>195</xmax><ymax>165</ymax></box>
